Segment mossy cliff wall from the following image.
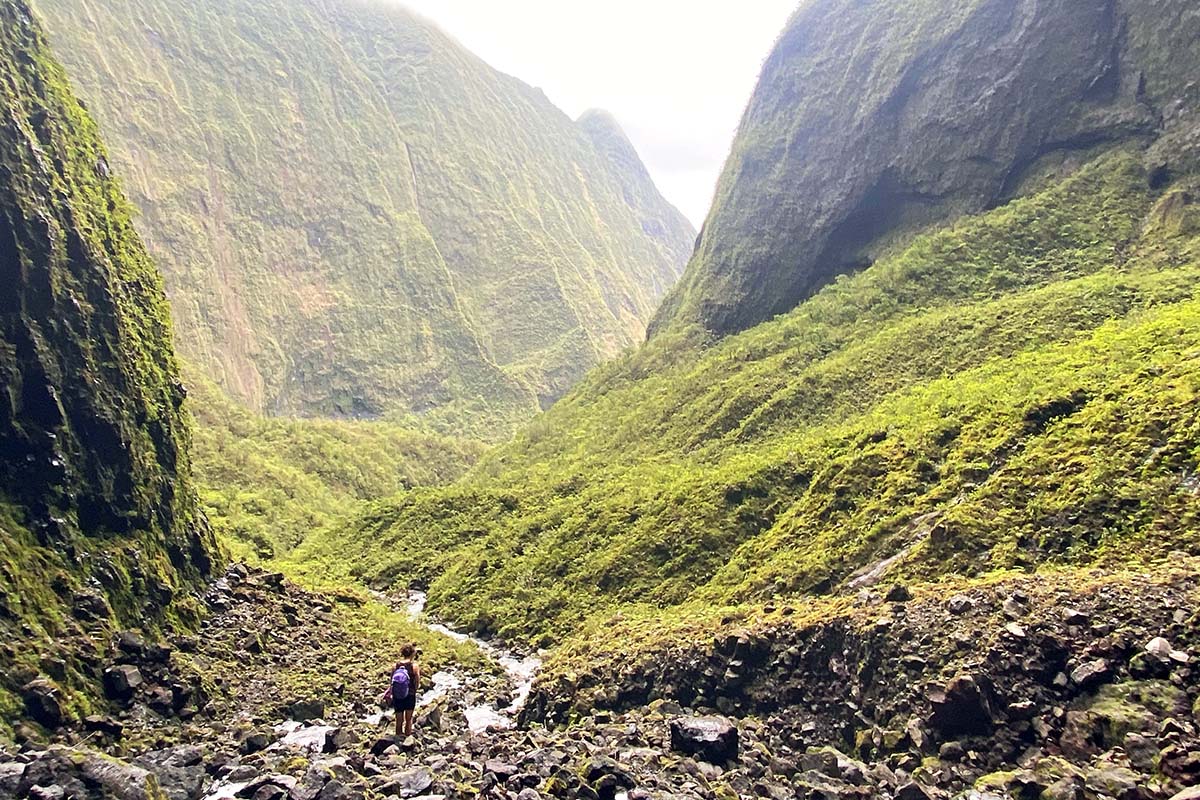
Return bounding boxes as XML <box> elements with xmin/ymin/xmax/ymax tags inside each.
<box><xmin>0</xmin><ymin>0</ymin><xmax>220</xmax><ymax>726</ymax></box>
<box><xmin>652</xmin><ymin>0</ymin><xmax>1200</xmax><ymax>337</ymax></box>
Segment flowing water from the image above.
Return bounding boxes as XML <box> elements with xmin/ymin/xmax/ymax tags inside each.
<box><xmin>390</xmin><ymin>590</ymin><xmax>542</xmax><ymax>735</ymax></box>
<box><xmin>200</xmin><ymin>586</ymin><xmax>543</xmax><ymax>799</ymax></box>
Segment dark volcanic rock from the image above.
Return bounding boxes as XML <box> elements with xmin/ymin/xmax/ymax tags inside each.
<box><xmin>103</xmin><ymin>665</ymin><xmax>145</xmax><ymax>700</ymax></box>
<box><xmin>669</xmin><ymin>715</ymin><xmax>739</xmax><ymax>763</ymax></box>
<box><xmin>288</xmin><ymin>700</ymin><xmax>326</xmax><ymax>723</ymax></box>
<box><xmin>927</xmin><ymin>675</ymin><xmax>995</xmax><ymax>738</ymax></box>
<box><xmin>20</xmin><ymin>680</ymin><xmax>65</xmax><ymax>728</ymax></box>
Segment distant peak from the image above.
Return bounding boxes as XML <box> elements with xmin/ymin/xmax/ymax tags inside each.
<box><xmin>577</xmin><ymin>109</ymin><xmax>630</xmax><ymax>141</ymax></box>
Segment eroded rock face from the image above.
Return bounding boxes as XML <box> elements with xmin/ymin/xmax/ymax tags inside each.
<box><xmin>652</xmin><ymin>0</ymin><xmax>1200</xmax><ymax>338</ymax></box>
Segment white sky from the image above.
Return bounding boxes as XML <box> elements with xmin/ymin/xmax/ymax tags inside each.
<box><xmin>397</xmin><ymin>1</ymin><xmax>798</xmax><ymax>227</ymax></box>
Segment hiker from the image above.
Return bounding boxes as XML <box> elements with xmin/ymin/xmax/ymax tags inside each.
<box><xmin>383</xmin><ymin>643</ymin><xmax>421</xmax><ymax>738</ymax></box>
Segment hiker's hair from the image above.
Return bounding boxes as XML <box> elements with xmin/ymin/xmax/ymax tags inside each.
<box><xmin>400</xmin><ymin>643</ymin><xmax>416</xmax><ymax>659</ymax></box>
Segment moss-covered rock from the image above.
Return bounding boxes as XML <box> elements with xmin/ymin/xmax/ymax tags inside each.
<box><xmin>652</xmin><ymin>0</ymin><xmax>1200</xmax><ymax>338</ymax></box>
<box><xmin>0</xmin><ymin>0</ymin><xmax>220</xmax><ymax>730</ymax></box>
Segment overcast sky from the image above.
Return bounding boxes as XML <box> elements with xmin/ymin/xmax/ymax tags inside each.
<box><xmin>398</xmin><ymin>1</ymin><xmax>798</xmax><ymax>228</ymax></box>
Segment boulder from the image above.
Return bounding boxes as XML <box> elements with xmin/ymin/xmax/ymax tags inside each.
<box><xmin>240</xmin><ymin>732</ymin><xmax>271</xmax><ymax>754</ymax></box>
<box><xmin>1070</xmin><ymin>659</ymin><xmax>1112</xmax><ymax>690</ymax></box>
<box><xmin>289</xmin><ymin>767</ymin><xmax>329</xmax><ymax>800</ymax></box>
<box><xmin>316</xmin><ymin>782</ymin><xmax>353</xmax><ymax>800</ymax></box>
<box><xmin>238</xmin><ymin>776</ymin><xmax>298</xmax><ymax>799</ymax></box>
<box><xmin>582</xmin><ymin>756</ymin><xmax>634</xmax><ymax>788</ymax></box>
<box><xmin>1146</xmin><ymin>637</ymin><xmax>1174</xmax><ymax>659</ymax></box>
<box><xmin>20</xmin><ymin>747</ymin><xmax>166</xmax><ymax>800</ymax></box>
<box><xmin>669</xmin><ymin>716</ymin><xmax>739</xmax><ymax>764</ymax></box>
<box><xmin>895</xmin><ymin>783</ymin><xmax>935</xmax><ymax>800</ymax></box>
<box><xmin>1062</xmin><ymin>608</ymin><xmax>1091</xmax><ymax>626</ymax></box>
<box><xmin>289</xmin><ymin>700</ymin><xmax>325</xmax><ymax>722</ymax></box>
<box><xmin>134</xmin><ymin>747</ymin><xmax>208</xmax><ymax>800</ymax></box>
<box><xmin>0</xmin><ymin>761</ymin><xmax>26</xmax><ymax>796</ymax></box>
<box><xmin>117</xmin><ymin>630</ymin><xmax>147</xmax><ymax>657</ymax></box>
<box><xmin>483</xmin><ymin>761</ymin><xmax>519</xmax><ymax>782</ymax></box>
<box><xmin>380</xmin><ymin>768</ymin><xmax>433</xmax><ymax>799</ymax></box>
<box><xmin>103</xmin><ymin>665</ymin><xmax>144</xmax><ymax>700</ymax></box>
<box><xmin>83</xmin><ymin>715</ymin><xmax>125</xmax><ymax>738</ymax></box>
<box><xmin>20</xmin><ymin>680</ymin><xmax>65</xmax><ymax>728</ymax></box>
<box><xmin>947</xmin><ymin>595</ymin><xmax>974</xmax><ymax>615</ymax></box>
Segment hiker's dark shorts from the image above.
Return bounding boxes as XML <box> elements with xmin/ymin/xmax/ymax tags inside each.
<box><xmin>393</xmin><ymin>694</ymin><xmax>416</xmax><ymax>712</ymax></box>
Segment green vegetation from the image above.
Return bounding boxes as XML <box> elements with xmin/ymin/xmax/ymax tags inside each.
<box><xmin>0</xmin><ymin>0</ymin><xmax>220</xmax><ymax>729</ymax></box>
<box><xmin>35</xmin><ymin>0</ymin><xmax>693</xmax><ymax>438</ymax></box>
<box><xmin>652</xmin><ymin>0</ymin><xmax>1200</xmax><ymax>338</ymax></box>
<box><xmin>297</xmin><ymin>150</ymin><xmax>1200</xmax><ymax>647</ymax></box>
<box><xmin>186</xmin><ymin>366</ymin><xmax>485</xmax><ymax>561</ymax></box>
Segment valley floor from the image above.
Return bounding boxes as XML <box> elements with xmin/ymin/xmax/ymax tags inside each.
<box><xmin>3</xmin><ymin>563</ymin><xmax>1200</xmax><ymax>800</ymax></box>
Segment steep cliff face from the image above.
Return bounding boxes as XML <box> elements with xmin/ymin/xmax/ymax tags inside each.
<box><xmin>577</xmin><ymin>109</ymin><xmax>697</xmax><ymax>299</ymax></box>
<box><xmin>34</xmin><ymin>0</ymin><xmax>694</xmax><ymax>436</ymax></box>
<box><xmin>652</xmin><ymin>0</ymin><xmax>1200</xmax><ymax>337</ymax></box>
<box><xmin>0</xmin><ymin>0</ymin><xmax>219</xmax><ymax>725</ymax></box>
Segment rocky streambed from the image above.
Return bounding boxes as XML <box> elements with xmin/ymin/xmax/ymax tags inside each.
<box><xmin>4</xmin><ymin>563</ymin><xmax>1200</xmax><ymax>800</ymax></box>
<box><xmin>378</xmin><ymin>589</ymin><xmax>543</xmax><ymax>736</ymax></box>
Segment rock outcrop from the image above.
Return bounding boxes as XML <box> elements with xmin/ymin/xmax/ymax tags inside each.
<box><xmin>652</xmin><ymin>0</ymin><xmax>1200</xmax><ymax>338</ymax></box>
<box><xmin>524</xmin><ymin>568</ymin><xmax>1200</xmax><ymax>797</ymax></box>
<box><xmin>0</xmin><ymin>0</ymin><xmax>219</xmax><ymax>728</ymax></box>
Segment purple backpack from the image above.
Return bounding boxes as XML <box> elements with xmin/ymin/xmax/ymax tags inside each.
<box><xmin>390</xmin><ymin>664</ymin><xmax>412</xmax><ymax>700</ymax></box>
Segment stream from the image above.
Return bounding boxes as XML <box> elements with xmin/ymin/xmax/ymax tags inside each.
<box><xmin>382</xmin><ymin>590</ymin><xmax>542</xmax><ymax>735</ymax></box>
<box><xmin>203</xmin><ymin>589</ymin><xmax>542</xmax><ymax>799</ymax></box>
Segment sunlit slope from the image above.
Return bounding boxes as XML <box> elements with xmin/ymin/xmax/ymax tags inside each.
<box><xmin>294</xmin><ymin>152</ymin><xmax>1200</xmax><ymax>645</ymax></box>
<box><xmin>651</xmin><ymin>0</ymin><xmax>1200</xmax><ymax>338</ymax></box>
<box><xmin>35</xmin><ymin>0</ymin><xmax>693</xmax><ymax>436</ymax></box>
<box><xmin>184</xmin><ymin>367</ymin><xmax>485</xmax><ymax>562</ymax></box>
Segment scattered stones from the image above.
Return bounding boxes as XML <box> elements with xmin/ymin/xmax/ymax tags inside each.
<box><xmin>927</xmin><ymin>675</ymin><xmax>994</xmax><ymax>737</ymax></box>
<box><xmin>4</xmin><ymin>565</ymin><xmax>1200</xmax><ymax>800</ymax></box>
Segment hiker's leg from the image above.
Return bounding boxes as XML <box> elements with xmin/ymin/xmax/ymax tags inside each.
<box><xmin>394</xmin><ymin>710</ymin><xmax>402</xmax><ymax>738</ymax></box>
<box><xmin>404</xmin><ymin>709</ymin><xmax>414</xmax><ymax>735</ymax></box>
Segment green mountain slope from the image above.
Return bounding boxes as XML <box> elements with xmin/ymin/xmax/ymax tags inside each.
<box><xmin>651</xmin><ymin>0</ymin><xmax>1200</xmax><ymax>338</ymax></box>
<box><xmin>185</xmin><ymin>366</ymin><xmax>485</xmax><ymax>562</ymax></box>
<box><xmin>294</xmin><ymin>149</ymin><xmax>1200</xmax><ymax>646</ymax></box>
<box><xmin>290</xmin><ymin>0</ymin><xmax>1200</xmax><ymax>647</ymax></box>
<box><xmin>33</xmin><ymin>0</ymin><xmax>694</xmax><ymax>437</ymax></box>
<box><xmin>0</xmin><ymin>0</ymin><xmax>220</xmax><ymax>725</ymax></box>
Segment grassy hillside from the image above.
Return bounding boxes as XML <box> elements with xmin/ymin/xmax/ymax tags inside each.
<box><xmin>186</xmin><ymin>367</ymin><xmax>485</xmax><ymax>562</ymax></box>
<box><xmin>294</xmin><ymin>150</ymin><xmax>1200</xmax><ymax>646</ymax></box>
<box><xmin>0</xmin><ymin>0</ymin><xmax>220</xmax><ymax>727</ymax></box>
<box><xmin>34</xmin><ymin>0</ymin><xmax>693</xmax><ymax>437</ymax></box>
